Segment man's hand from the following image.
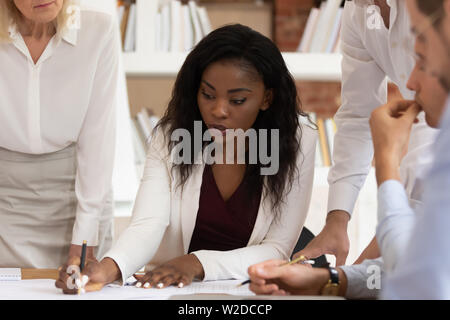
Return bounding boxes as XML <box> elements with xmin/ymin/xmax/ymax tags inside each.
<box><xmin>247</xmin><ymin>259</ymin><xmax>333</xmax><ymax>296</ymax></box>
<box><xmin>353</xmin><ymin>236</ymin><xmax>381</xmax><ymax>264</ymax></box>
<box><xmin>369</xmin><ymin>100</ymin><xmax>421</xmax><ymax>186</ymax></box>
<box><xmin>293</xmin><ymin>210</ymin><xmax>350</xmax><ymax>266</ymax></box>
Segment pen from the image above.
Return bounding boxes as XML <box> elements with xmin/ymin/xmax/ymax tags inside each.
<box><xmin>78</xmin><ymin>240</ymin><xmax>87</xmax><ymax>295</ymax></box>
<box><xmin>237</xmin><ymin>256</ymin><xmax>315</xmax><ymax>287</ymax></box>
<box><xmin>80</xmin><ymin>240</ymin><xmax>87</xmax><ymax>272</ymax></box>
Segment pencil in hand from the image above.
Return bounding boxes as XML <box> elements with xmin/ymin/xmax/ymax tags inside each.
<box><xmin>281</xmin><ymin>255</ymin><xmax>315</xmax><ymax>266</ymax></box>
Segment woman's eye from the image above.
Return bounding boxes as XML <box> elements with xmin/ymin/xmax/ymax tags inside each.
<box><xmin>202</xmin><ymin>91</ymin><xmax>214</xmax><ymax>100</ymax></box>
<box><xmin>231</xmin><ymin>98</ymin><xmax>247</xmax><ymax>105</ymax></box>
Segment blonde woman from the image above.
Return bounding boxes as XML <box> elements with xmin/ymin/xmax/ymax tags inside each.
<box><xmin>0</xmin><ymin>1</ymin><xmax>119</xmax><ymax>268</ymax></box>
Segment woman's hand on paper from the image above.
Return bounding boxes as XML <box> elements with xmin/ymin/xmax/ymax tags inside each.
<box><xmin>134</xmin><ymin>254</ymin><xmax>205</xmax><ymax>289</ymax></box>
<box><xmin>55</xmin><ymin>257</ymin><xmax>120</xmax><ymax>294</ymax></box>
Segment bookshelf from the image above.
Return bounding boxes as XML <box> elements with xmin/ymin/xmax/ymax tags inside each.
<box><xmin>124</xmin><ymin>51</ymin><xmax>342</xmax><ymax>80</ymax></box>
<box><xmin>121</xmin><ymin>0</ymin><xmax>342</xmax><ymax>81</ymax></box>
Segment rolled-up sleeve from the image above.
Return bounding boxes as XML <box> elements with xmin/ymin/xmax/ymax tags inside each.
<box><xmin>327</xmin><ymin>2</ymin><xmax>387</xmax><ymax>216</ymax></box>
<box><xmin>71</xmin><ymin>18</ymin><xmax>120</xmax><ymax>246</ymax></box>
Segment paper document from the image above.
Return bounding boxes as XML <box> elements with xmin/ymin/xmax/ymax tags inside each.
<box><xmin>0</xmin><ymin>279</ymin><xmax>254</xmax><ymax>300</ymax></box>
<box><xmin>0</xmin><ymin>268</ymin><xmax>21</xmax><ymax>281</ymax></box>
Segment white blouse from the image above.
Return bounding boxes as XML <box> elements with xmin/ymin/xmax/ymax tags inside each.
<box><xmin>0</xmin><ymin>9</ymin><xmax>119</xmax><ymax>246</ymax></box>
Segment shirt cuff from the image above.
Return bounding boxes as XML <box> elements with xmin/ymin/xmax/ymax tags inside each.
<box><xmin>327</xmin><ymin>181</ymin><xmax>361</xmax><ymax>217</ymax></box>
<box><xmin>377</xmin><ymin>180</ymin><xmax>409</xmax><ymax>224</ymax></box>
<box><xmin>340</xmin><ymin>258</ymin><xmax>383</xmax><ymax>300</ymax></box>
<box><xmin>191</xmin><ymin>250</ymin><xmax>214</xmax><ymax>281</ymax></box>
<box><xmin>71</xmin><ymin>209</ymin><xmax>99</xmax><ymax>246</ymax></box>
<box><xmin>101</xmin><ymin>252</ymin><xmax>128</xmax><ymax>286</ymax></box>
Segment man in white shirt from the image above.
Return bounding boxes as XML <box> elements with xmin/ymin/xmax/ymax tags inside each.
<box><xmin>246</xmin><ymin>22</ymin><xmax>449</xmax><ymax>298</ymax></box>
<box><xmin>371</xmin><ymin>0</ymin><xmax>450</xmax><ymax>299</ymax></box>
<box><xmin>296</xmin><ymin>0</ymin><xmax>438</xmax><ymax>266</ymax></box>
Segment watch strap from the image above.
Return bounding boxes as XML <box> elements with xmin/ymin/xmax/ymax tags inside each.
<box><xmin>328</xmin><ymin>266</ymin><xmax>339</xmax><ymax>284</ymax></box>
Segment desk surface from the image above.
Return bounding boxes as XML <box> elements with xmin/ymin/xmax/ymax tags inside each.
<box><xmin>3</xmin><ymin>270</ymin><xmax>343</xmax><ymax>300</ymax></box>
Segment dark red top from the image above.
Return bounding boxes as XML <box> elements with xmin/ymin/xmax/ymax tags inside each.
<box><xmin>188</xmin><ymin>165</ymin><xmax>262</xmax><ymax>253</ymax></box>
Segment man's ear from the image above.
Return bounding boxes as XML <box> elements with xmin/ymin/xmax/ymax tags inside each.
<box><xmin>445</xmin><ymin>0</ymin><xmax>450</xmax><ymax>20</ymax></box>
<box><xmin>261</xmin><ymin>89</ymin><xmax>274</xmax><ymax>111</ymax></box>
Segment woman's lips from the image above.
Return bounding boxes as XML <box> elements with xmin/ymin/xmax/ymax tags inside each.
<box><xmin>208</xmin><ymin>124</ymin><xmax>228</xmax><ymax>136</ymax></box>
<box><xmin>34</xmin><ymin>1</ymin><xmax>55</xmax><ymax>8</ymax></box>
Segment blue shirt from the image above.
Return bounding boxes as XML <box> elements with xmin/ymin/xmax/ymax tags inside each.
<box><xmin>376</xmin><ymin>96</ymin><xmax>450</xmax><ymax>299</ymax></box>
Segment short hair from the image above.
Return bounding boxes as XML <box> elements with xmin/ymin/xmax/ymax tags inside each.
<box><xmin>0</xmin><ymin>0</ymin><xmax>77</xmax><ymax>43</ymax></box>
<box><xmin>416</xmin><ymin>0</ymin><xmax>444</xmax><ymax>16</ymax></box>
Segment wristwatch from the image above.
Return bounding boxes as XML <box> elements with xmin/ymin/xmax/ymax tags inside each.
<box><xmin>320</xmin><ymin>266</ymin><xmax>340</xmax><ymax>296</ymax></box>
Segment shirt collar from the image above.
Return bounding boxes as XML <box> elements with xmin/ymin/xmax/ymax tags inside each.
<box><xmin>442</xmin><ymin>95</ymin><xmax>450</xmax><ymax>129</ymax></box>
<box><xmin>61</xmin><ymin>26</ymin><xmax>78</xmax><ymax>46</ymax></box>
<box><xmin>8</xmin><ymin>21</ymin><xmax>78</xmax><ymax>46</ymax></box>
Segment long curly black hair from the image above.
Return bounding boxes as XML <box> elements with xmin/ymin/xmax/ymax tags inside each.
<box><xmin>157</xmin><ymin>24</ymin><xmax>309</xmax><ymax>214</ymax></box>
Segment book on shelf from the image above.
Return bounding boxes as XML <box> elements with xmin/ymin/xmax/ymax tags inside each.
<box><xmin>132</xmin><ymin>108</ymin><xmax>161</xmax><ymax>164</ymax></box>
<box><xmin>160</xmin><ymin>3</ymin><xmax>171</xmax><ymax>52</ymax></box>
<box><xmin>297</xmin><ymin>0</ymin><xmax>344</xmax><ymax>54</ymax></box>
<box><xmin>156</xmin><ymin>0</ymin><xmax>212</xmax><ymax>53</ymax></box>
<box><xmin>309</xmin><ymin>113</ymin><xmax>336</xmax><ymax>167</ymax></box>
<box><xmin>182</xmin><ymin>4</ymin><xmax>194</xmax><ymax>52</ymax></box>
<box><xmin>297</xmin><ymin>7</ymin><xmax>320</xmax><ymax>53</ymax></box>
<box><xmin>189</xmin><ymin>1</ymin><xmax>204</xmax><ymax>46</ymax></box>
<box><xmin>117</xmin><ymin>0</ymin><xmax>137</xmax><ymax>52</ymax></box>
<box><xmin>170</xmin><ymin>0</ymin><xmax>182</xmax><ymax>52</ymax></box>
<box><xmin>197</xmin><ymin>6</ymin><xmax>212</xmax><ymax>37</ymax></box>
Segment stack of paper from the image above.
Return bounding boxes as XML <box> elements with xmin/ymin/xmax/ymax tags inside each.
<box><xmin>0</xmin><ymin>268</ymin><xmax>21</xmax><ymax>281</ymax></box>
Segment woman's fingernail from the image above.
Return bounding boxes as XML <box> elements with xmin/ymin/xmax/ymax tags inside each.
<box><xmin>135</xmin><ymin>282</ymin><xmax>142</xmax><ymax>288</ymax></box>
<box><xmin>157</xmin><ymin>283</ymin><xmax>164</xmax><ymax>289</ymax></box>
<box><xmin>144</xmin><ymin>282</ymin><xmax>150</xmax><ymax>288</ymax></box>
<box><xmin>75</xmin><ymin>278</ymin><xmax>82</xmax><ymax>289</ymax></box>
<box><xmin>81</xmin><ymin>275</ymin><xmax>89</xmax><ymax>286</ymax></box>
<box><xmin>178</xmin><ymin>282</ymin><xmax>184</xmax><ymax>288</ymax></box>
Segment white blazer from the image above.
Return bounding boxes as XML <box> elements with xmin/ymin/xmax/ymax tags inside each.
<box><xmin>104</xmin><ymin>122</ymin><xmax>317</xmax><ymax>282</ymax></box>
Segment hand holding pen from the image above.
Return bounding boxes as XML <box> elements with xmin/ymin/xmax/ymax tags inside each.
<box><xmin>246</xmin><ymin>257</ymin><xmax>332</xmax><ymax>296</ymax></box>
<box><xmin>55</xmin><ymin>240</ymin><xmax>112</xmax><ymax>294</ymax></box>
<box><xmin>238</xmin><ymin>255</ymin><xmax>314</xmax><ymax>287</ymax></box>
